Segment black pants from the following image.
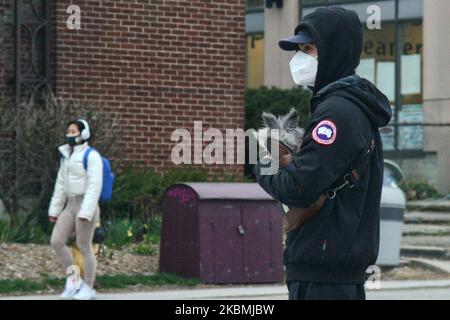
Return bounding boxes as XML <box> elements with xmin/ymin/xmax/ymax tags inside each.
<box><xmin>287</xmin><ymin>281</ymin><xmax>366</xmax><ymax>300</ymax></box>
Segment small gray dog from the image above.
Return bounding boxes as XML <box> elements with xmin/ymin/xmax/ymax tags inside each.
<box><xmin>256</xmin><ymin>107</ymin><xmax>304</xmax><ymax>158</ymax></box>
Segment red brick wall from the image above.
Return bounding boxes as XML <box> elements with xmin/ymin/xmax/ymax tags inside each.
<box><xmin>52</xmin><ymin>0</ymin><xmax>246</xmax><ymax>176</ymax></box>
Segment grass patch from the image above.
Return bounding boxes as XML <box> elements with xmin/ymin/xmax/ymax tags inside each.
<box><xmin>95</xmin><ymin>273</ymin><xmax>201</xmax><ymax>290</ymax></box>
<box><xmin>0</xmin><ymin>279</ymin><xmax>46</xmax><ymax>294</ymax></box>
<box><xmin>0</xmin><ymin>273</ymin><xmax>201</xmax><ymax>296</ymax></box>
<box><xmin>42</xmin><ymin>276</ymin><xmax>65</xmax><ymax>288</ymax></box>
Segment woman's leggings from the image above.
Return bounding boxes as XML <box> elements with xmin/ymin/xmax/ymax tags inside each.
<box><xmin>50</xmin><ymin>196</ymin><xmax>100</xmax><ymax>288</ymax></box>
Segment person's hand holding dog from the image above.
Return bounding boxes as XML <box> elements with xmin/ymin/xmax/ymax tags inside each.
<box><xmin>271</xmin><ymin>140</ymin><xmax>295</xmax><ymax>167</ymax></box>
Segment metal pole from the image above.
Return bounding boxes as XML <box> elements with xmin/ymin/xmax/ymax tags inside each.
<box><xmin>394</xmin><ymin>0</ymin><xmax>401</xmax><ymax>151</ymax></box>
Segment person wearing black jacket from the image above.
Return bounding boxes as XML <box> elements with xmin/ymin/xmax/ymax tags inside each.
<box><xmin>254</xmin><ymin>7</ymin><xmax>392</xmax><ymax>300</ymax></box>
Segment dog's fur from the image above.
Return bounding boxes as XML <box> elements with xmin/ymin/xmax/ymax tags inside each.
<box><xmin>255</xmin><ymin>108</ymin><xmax>305</xmax><ymax>154</ymax></box>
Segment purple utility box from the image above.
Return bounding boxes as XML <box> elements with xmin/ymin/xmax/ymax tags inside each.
<box><xmin>159</xmin><ymin>182</ymin><xmax>283</xmax><ymax>284</ymax></box>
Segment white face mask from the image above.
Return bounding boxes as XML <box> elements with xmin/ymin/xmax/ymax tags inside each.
<box><xmin>289</xmin><ymin>50</ymin><xmax>318</xmax><ymax>86</ymax></box>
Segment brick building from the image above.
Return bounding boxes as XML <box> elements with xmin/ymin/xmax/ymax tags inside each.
<box><xmin>0</xmin><ymin>0</ymin><xmax>246</xmax><ymax>175</ymax></box>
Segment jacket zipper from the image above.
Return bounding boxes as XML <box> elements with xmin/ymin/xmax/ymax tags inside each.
<box><xmin>322</xmin><ymin>239</ymin><xmax>327</xmax><ymax>252</ymax></box>
<box><xmin>321</xmin><ymin>205</ymin><xmax>332</xmax><ymax>258</ymax></box>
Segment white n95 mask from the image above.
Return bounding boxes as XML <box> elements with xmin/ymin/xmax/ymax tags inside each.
<box><xmin>289</xmin><ymin>50</ymin><xmax>318</xmax><ymax>86</ymax></box>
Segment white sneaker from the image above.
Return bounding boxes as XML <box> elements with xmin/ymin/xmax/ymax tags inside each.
<box><xmin>59</xmin><ymin>287</ymin><xmax>80</xmax><ymax>300</ymax></box>
<box><xmin>59</xmin><ymin>278</ymin><xmax>82</xmax><ymax>300</ymax></box>
<box><xmin>73</xmin><ymin>282</ymin><xmax>96</xmax><ymax>300</ymax></box>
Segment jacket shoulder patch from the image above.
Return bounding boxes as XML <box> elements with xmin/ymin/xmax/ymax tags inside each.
<box><xmin>312</xmin><ymin>120</ymin><xmax>337</xmax><ymax>145</ymax></box>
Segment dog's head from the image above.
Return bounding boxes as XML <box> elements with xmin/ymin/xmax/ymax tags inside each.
<box><xmin>256</xmin><ymin>108</ymin><xmax>305</xmax><ymax>154</ymax></box>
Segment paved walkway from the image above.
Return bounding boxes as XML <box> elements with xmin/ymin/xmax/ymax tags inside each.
<box><xmin>2</xmin><ymin>280</ymin><xmax>450</xmax><ymax>300</ymax></box>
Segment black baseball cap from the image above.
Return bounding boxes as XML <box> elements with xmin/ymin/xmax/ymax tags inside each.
<box><xmin>278</xmin><ymin>29</ymin><xmax>314</xmax><ymax>51</ymax></box>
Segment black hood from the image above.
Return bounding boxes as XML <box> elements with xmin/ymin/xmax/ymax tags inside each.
<box><xmin>296</xmin><ymin>7</ymin><xmax>363</xmax><ymax>94</ymax></box>
<box><xmin>312</xmin><ymin>74</ymin><xmax>392</xmax><ymax>128</ymax></box>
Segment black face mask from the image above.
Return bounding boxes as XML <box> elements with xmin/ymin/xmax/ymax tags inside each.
<box><xmin>66</xmin><ymin>135</ymin><xmax>81</xmax><ymax>147</ymax></box>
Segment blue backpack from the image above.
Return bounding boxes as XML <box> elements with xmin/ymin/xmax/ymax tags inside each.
<box><xmin>83</xmin><ymin>147</ymin><xmax>115</xmax><ymax>202</ymax></box>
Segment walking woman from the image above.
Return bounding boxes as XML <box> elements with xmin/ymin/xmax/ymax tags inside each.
<box><xmin>48</xmin><ymin>119</ymin><xmax>103</xmax><ymax>300</ymax></box>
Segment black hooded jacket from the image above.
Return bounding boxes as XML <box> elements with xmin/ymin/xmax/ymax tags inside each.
<box><xmin>255</xmin><ymin>7</ymin><xmax>392</xmax><ymax>284</ymax></box>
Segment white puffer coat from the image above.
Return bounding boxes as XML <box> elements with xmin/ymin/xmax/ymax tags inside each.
<box><xmin>48</xmin><ymin>142</ymin><xmax>103</xmax><ymax>221</ymax></box>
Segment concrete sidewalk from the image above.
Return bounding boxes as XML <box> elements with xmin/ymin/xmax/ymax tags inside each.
<box><xmin>2</xmin><ymin>279</ymin><xmax>450</xmax><ymax>300</ymax></box>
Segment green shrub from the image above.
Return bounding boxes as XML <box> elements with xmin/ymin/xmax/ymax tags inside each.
<box><xmin>131</xmin><ymin>232</ymin><xmax>161</xmax><ymax>255</ymax></box>
<box><xmin>100</xmin><ymin>167</ymin><xmax>210</xmax><ymax>222</ymax></box>
<box><xmin>399</xmin><ymin>181</ymin><xmax>442</xmax><ymax>201</ymax></box>
<box><xmin>0</xmin><ymin>219</ymin><xmax>18</xmax><ymax>243</ymax></box>
<box><xmin>103</xmin><ymin>219</ymin><xmax>141</xmax><ymax>249</ymax></box>
<box><xmin>244</xmin><ymin>86</ymin><xmax>311</xmax><ymax>178</ymax></box>
<box><xmin>0</xmin><ymin>215</ymin><xmax>50</xmax><ymax>244</ymax></box>
<box><xmin>132</xmin><ymin>243</ymin><xmax>157</xmax><ymax>256</ymax></box>
<box><xmin>103</xmin><ymin>213</ymin><xmax>162</xmax><ymax>250</ymax></box>
<box><xmin>245</xmin><ymin>86</ymin><xmax>311</xmax><ymax>131</ymax></box>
